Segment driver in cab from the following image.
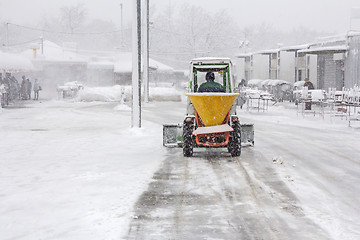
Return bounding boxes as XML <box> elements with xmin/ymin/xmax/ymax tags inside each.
<box><xmin>198</xmin><ymin>72</ymin><xmax>225</xmax><ymax>93</ymax></box>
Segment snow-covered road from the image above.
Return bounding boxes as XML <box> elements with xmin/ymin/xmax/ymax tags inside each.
<box><xmin>127</xmin><ymin>148</ymin><xmax>329</xmax><ymax>239</ymax></box>
<box><xmin>1</xmin><ymin>99</ymin><xmax>360</xmax><ymax>239</ymax></box>
<box><xmin>128</xmin><ymin>102</ymin><xmax>360</xmax><ymax>239</ymax></box>
<box><xmin>252</xmin><ymin>116</ymin><xmax>360</xmax><ymax>240</ymax></box>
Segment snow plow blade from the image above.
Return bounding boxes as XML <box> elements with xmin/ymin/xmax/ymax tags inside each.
<box><xmin>186</xmin><ymin>93</ymin><xmax>239</xmax><ymax>126</ymax></box>
<box><xmin>163</xmin><ymin>123</ymin><xmax>254</xmax><ymax>147</ymax></box>
<box><xmin>240</xmin><ymin>123</ymin><xmax>254</xmax><ymax>146</ymax></box>
<box><xmin>163</xmin><ymin>124</ymin><xmax>183</xmax><ymax>147</ymax></box>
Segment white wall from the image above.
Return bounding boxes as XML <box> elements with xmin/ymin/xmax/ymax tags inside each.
<box><xmin>309</xmin><ymin>55</ymin><xmax>318</xmax><ymax>88</ymax></box>
<box><xmin>279</xmin><ymin>51</ymin><xmax>295</xmax><ymax>83</ymax></box>
<box><xmin>252</xmin><ymin>55</ymin><xmax>269</xmax><ymax>80</ymax></box>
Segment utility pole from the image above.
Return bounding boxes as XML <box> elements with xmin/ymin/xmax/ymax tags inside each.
<box><xmin>40</xmin><ymin>36</ymin><xmax>44</xmax><ymax>55</ymax></box>
<box><xmin>5</xmin><ymin>22</ymin><xmax>9</xmax><ymax>49</ymax></box>
<box><xmin>120</xmin><ymin>3</ymin><xmax>124</xmax><ymax>47</ymax></box>
<box><xmin>132</xmin><ymin>0</ymin><xmax>141</xmax><ymax>128</ymax></box>
<box><xmin>143</xmin><ymin>0</ymin><xmax>149</xmax><ymax>103</ymax></box>
<box><xmin>305</xmin><ymin>54</ymin><xmax>310</xmax><ymax>79</ymax></box>
<box><xmin>294</xmin><ymin>51</ymin><xmax>298</xmax><ymax>82</ymax></box>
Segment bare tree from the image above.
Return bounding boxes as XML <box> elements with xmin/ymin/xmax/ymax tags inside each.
<box><xmin>150</xmin><ymin>3</ymin><xmax>241</xmax><ymax>68</ymax></box>
<box><xmin>60</xmin><ymin>3</ymin><xmax>87</xmax><ymax>34</ymax></box>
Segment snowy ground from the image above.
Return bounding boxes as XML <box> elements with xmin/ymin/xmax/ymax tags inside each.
<box><xmin>1</xmin><ymin>93</ymin><xmax>360</xmax><ymax>239</ymax></box>
<box><xmin>0</xmin><ymin>99</ymin><xmax>167</xmax><ymax>240</ymax></box>
<box><xmin>238</xmin><ymin>102</ymin><xmax>360</xmax><ymax>240</ymax></box>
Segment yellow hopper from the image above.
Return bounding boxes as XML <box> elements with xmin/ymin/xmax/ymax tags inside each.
<box><xmin>186</xmin><ymin>93</ymin><xmax>239</xmax><ymax>126</ymax></box>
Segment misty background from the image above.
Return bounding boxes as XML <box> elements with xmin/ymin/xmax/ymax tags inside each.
<box><xmin>0</xmin><ymin>0</ymin><xmax>359</xmax><ymax>69</ymax></box>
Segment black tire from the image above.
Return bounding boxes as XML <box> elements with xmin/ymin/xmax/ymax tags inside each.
<box><xmin>228</xmin><ymin>121</ymin><xmax>241</xmax><ymax>157</ymax></box>
<box><xmin>183</xmin><ymin>121</ymin><xmax>194</xmax><ymax>157</ymax></box>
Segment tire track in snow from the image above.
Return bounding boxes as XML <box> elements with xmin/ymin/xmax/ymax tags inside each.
<box><xmin>126</xmin><ymin>145</ymin><xmax>330</xmax><ymax>239</ymax></box>
<box><xmin>256</xmin><ymin>129</ymin><xmax>358</xmax><ymax>239</ymax></box>
<box><xmin>202</xmin><ymin>153</ymin><xmax>280</xmax><ymax>240</ymax></box>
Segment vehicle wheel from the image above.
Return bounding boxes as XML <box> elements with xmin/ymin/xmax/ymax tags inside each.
<box><xmin>183</xmin><ymin>121</ymin><xmax>194</xmax><ymax>157</ymax></box>
<box><xmin>228</xmin><ymin>121</ymin><xmax>241</xmax><ymax>157</ymax></box>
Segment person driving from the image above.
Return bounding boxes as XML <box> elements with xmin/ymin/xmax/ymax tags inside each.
<box><xmin>198</xmin><ymin>72</ymin><xmax>225</xmax><ymax>92</ymax></box>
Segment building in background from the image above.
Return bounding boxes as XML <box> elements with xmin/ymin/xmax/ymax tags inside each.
<box><xmin>345</xmin><ymin>32</ymin><xmax>360</xmax><ymax>88</ymax></box>
<box><xmin>236</xmin><ymin>33</ymin><xmax>359</xmax><ymax>90</ymax></box>
<box><xmin>114</xmin><ymin>52</ymin><xmax>176</xmax><ymax>86</ymax></box>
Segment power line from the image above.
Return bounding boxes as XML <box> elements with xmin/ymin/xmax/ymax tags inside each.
<box><xmin>7</xmin><ymin>22</ymin><xmax>127</xmax><ymax>35</ymax></box>
<box><xmin>150</xmin><ymin>51</ymin><xmax>199</xmax><ymax>55</ymax></box>
<box><xmin>149</xmin><ymin>54</ymin><xmax>189</xmax><ymax>64</ymax></box>
<box><xmin>151</xmin><ymin>26</ymin><xmax>241</xmax><ymax>40</ymax></box>
<box><xmin>7</xmin><ymin>38</ymin><xmax>40</xmax><ymax>47</ymax></box>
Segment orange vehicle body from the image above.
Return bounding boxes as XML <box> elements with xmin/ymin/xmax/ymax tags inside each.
<box><xmin>194</xmin><ymin>110</ymin><xmax>231</xmax><ymax>147</ymax></box>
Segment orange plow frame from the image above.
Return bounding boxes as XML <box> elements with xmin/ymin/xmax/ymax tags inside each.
<box><xmin>194</xmin><ymin>110</ymin><xmax>232</xmax><ymax>147</ymax></box>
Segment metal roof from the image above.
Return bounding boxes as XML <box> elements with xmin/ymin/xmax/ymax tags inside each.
<box><xmin>191</xmin><ymin>57</ymin><xmax>231</xmax><ymax>64</ymax></box>
<box><xmin>280</xmin><ymin>44</ymin><xmax>311</xmax><ymax>52</ymax></box>
<box><xmin>236</xmin><ymin>53</ymin><xmax>253</xmax><ymax>58</ymax></box>
<box><xmin>254</xmin><ymin>49</ymin><xmax>280</xmax><ymax>55</ymax></box>
<box><xmin>298</xmin><ymin>45</ymin><xmax>347</xmax><ymax>54</ymax></box>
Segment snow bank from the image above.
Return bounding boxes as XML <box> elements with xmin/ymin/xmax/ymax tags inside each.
<box><xmin>0</xmin><ymin>51</ymin><xmax>34</xmax><ymax>72</ymax></box>
<box><xmin>149</xmin><ymin>87</ymin><xmax>183</xmax><ymax>102</ymax></box>
<box><xmin>114</xmin><ymin>103</ymin><xmax>131</xmax><ymax>111</ymax></box>
<box><xmin>77</xmin><ymin>85</ymin><xmax>184</xmax><ymax>102</ymax></box>
<box><xmin>77</xmin><ymin>85</ymin><xmax>129</xmax><ymax>102</ymax></box>
<box><xmin>0</xmin><ymin>100</ymin><xmax>166</xmax><ymax>240</ymax></box>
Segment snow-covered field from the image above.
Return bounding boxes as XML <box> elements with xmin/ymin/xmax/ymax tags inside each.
<box><xmin>1</xmin><ymin>91</ymin><xmax>360</xmax><ymax>239</ymax></box>
<box><xmin>0</xmin><ymin>99</ymin><xmax>166</xmax><ymax>239</ymax></box>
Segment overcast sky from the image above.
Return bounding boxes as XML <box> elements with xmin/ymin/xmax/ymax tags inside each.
<box><xmin>0</xmin><ymin>0</ymin><xmax>359</xmax><ymax>33</ymax></box>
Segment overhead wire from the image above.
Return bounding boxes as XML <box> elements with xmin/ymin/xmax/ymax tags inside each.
<box><xmin>150</xmin><ymin>26</ymin><xmax>241</xmax><ymax>40</ymax></box>
<box><xmin>7</xmin><ymin>22</ymin><xmax>127</xmax><ymax>35</ymax></box>
<box><xmin>6</xmin><ymin>38</ymin><xmax>41</xmax><ymax>47</ymax></box>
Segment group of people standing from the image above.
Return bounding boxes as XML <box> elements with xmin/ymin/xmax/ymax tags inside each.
<box><xmin>20</xmin><ymin>76</ymin><xmax>41</xmax><ymax>100</ymax></box>
<box><xmin>1</xmin><ymin>73</ymin><xmax>42</xmax><ymax>108</ymax></box>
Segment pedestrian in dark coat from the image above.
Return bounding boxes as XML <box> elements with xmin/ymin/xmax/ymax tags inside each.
<box><xmin>21</xmin><ymin>76</ymin><xmax>27</xmax><ymax>100</ymax></box>
<box><xmin>303</xmin><ymin>78</ymin><xmax>314</xmax><ymax>110</ymax></box>
<box><xmin>304</xmin><ymin>78</ymin><xmax>314</xmax><ymax>90</ymax></box>
<box><xmin>26</xmin><ymin>78</ymin><xmax>32</xmax><ymax>100</ymax></box>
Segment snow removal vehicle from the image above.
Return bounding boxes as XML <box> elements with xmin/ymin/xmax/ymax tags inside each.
<box><xmin>163</xmin><ymin>57</ymin><xmax>254</xmax><ymax>157</ymax></box>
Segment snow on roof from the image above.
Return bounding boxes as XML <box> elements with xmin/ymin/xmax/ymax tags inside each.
<box><xmin>298</xmin><ymin>45</ymin><xmax>347</xmax><ymax>54</ymax></box>
<box><xmin>280</xmin><ymin>44</ymin><xmax>310</xmax><ymax>52</ymax></box>
<box><xmin>150</xmin><ymin>58</ymin><xmax>173</xmax><ymax>73</ymax></box>
<box><xmin>194</xmin><ymin>64</ymin><xmax>229</xmax><ymax>69</ymax></box>
<box><xmin>255</xmin><ymin>49</ymin><xmax>279</xmax><ymax>55</ymax></box>
<box><xmin>316</xmin><ymin>34</ymin><xmax>347</xmax><ymax>43</ymax></box>
<box><xmin>191</xmin><ymin>57</ymin><xmax>232</xmax><ymax>64</ymax></box>
<box><xmin>21</xmin><ymin>40</ymin><xmax>87</xmax><ymax>63</ymax></box>
<box><xmin>0</xmin><ymin>51</ymin><xmax>35</xmax><ymax>72</ymax></box>
<box><xmin>114</xmin><ymin>52</ymin><xmax>174</xmax><ymax>73</ymax></box>
<box><xmin>236</xmin><ymin>53</ymin><xmax>253</xmax><ymax>58</ymax></box>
